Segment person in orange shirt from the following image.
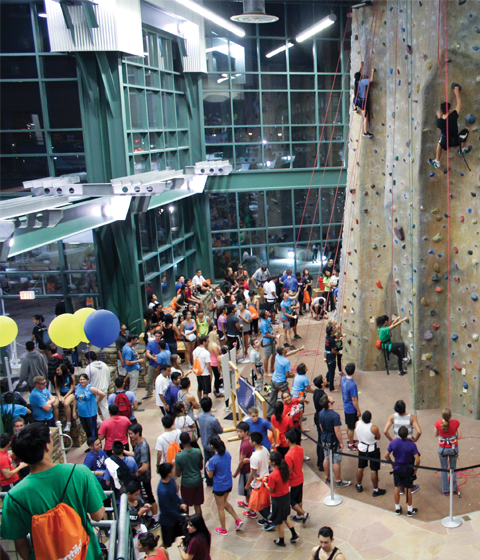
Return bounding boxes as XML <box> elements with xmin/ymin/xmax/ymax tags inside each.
<box><xmin>0</xmin><ymin>434</ymin><xmax>27</xmax><ymax>491</ymax></box>
<box><xmin>285</xmin><ymin>430</ymin><xmax>309</xmax><ymax>524</ymax></box>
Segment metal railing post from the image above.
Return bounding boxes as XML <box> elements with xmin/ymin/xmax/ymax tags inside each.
<box><xmin>323</xmin><ymin>447</ymin><xmax>342</xmax><ymax>506</ymax></box>
<box><xmin>116</xmin><ymin>493</ymin><xmax>129</xmax><ymax>560</ymax></box>
<box><xmin>441</xmin><ymin>467</ymin><xmax>461</xmax><ymax>528</ymax></box>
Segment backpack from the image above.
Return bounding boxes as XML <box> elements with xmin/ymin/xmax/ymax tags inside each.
<box><xmin>110</xmin><ymin>454</ymin><xmax>136</xmax><ymax>490</ymax></box>
<box><xmin>166</xmin><ymin>440</ymin><xmax>181</xmax><ymax>464</ymax></box>
<box><xmin>8</xmin><ymin>465</ymin><xmax>90</xmax><ymax>560</ymax></box>
<box><xmin>114</xmin><ymin>391</ymin><xmax>132</xmax><ymax>418</ymax></box>
<box><xmin>192</xmin><ymin>356</ymin><xmax>203</xmax><ymax>376</ymax></box>
<box><xmin>248</xmin><ymin>304</ymin><xmax>259</xmax><ymax>320</ymax></box>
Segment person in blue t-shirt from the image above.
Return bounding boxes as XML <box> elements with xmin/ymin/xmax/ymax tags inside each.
<box><xmin>268</xmin><ymin>346</ymin><xmax>303</xmax><ymax>417</ymax></box>
<box><xmin>83</xmin><ymin>437</ymin><xmax>109</xmax><ymax>489</ymax></box>
<box><xmin>1</xmin><ymin>392</ymin><xmax>29</xmax><ymax>419</ymax></box>
<box><xmin>145</xmin><ymin>331</ymin><xmax>162</xmax><ymax>400</ymax></box>
<box><xmin>260</xmin><ymin>310</ymin><xmax>277</xmax><ymax>376</ymax></box>
<box><xmin>206</xmin><ymin>436</ymin><xmax>242</xmax><ymax>535</ymax></box>
<box><xmin>29</xmin><ymin>376</ymin><xmax>57</xmax><ymax>426</ymax></box>
<box><xmin>353</xmin><ymin>62</ymin><xmax>375</xmax><ymax>138</ymax></box>
<box><xmin>340</xmin><ymin>363</ymin><xmax>361</xmax><ymax>451</ymax></box>
<box><xmin>156</xmin><ymin>340</ymin><xmax>172</xmax><ymax>370</ymax></box>
<box><xmin>280</xmin><ymin>292</ymin><xmax>296</xmax><ymax>349</ymax></box>
<box><xmin>122</xmin><ymin>334</ymin><xmax>145</xmax><ymax>397</ymax></box>
<box><xmin>245</xmin><ymin>406</ymin><xmax>276</xmax><ymax>450</ymax></box>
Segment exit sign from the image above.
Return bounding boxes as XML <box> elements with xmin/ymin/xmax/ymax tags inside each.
<box><xmin>20</xmin><ymin>291</ymin><xmax>36</xmax><ymax>300</ymax></box>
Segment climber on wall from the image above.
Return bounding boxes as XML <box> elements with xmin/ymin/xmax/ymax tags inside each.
<box><xmin>353</xmin><ymin>62</ymin><xmax>375</xmax><ymax>138</ymax></box>
<box><xmin>427</xmin><ymin>85</ymin><xmax>471</xmax><ymax>169</ymax></box>
<box><xmin>376</xmin><ymin>315</ymin><xmax>410</xmax><ymax>377</ymax></box>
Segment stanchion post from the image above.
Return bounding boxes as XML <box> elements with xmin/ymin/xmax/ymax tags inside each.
<box><xmin>322</xmin><ymin>448</ymin><xmax>342</xmax><ymax>507</ymax></box>
<box><xmin>441</xmin><ymin>467</ymin><xmax>461</xmax><ymax>528</ymax></box>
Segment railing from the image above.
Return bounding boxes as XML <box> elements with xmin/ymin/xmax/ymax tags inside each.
<box><xmin>303</xmin><ymin>431</ymin><xmax>479</xmax><ymax>529</ymax></box>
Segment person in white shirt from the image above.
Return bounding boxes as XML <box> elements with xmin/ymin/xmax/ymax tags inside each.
<box><xmin>192</xmin><ymin>335</ymin><xmax>214</xmax><ymax>407</ymax></box>
<box><xmin>155</xmin><ymin>364</ymin><xmax>172</xmax><ymax>416</ymax></box>
<box><xmin>192</xmin><ymin>269</ymin><xmax>210</xmax><ymax>293</ymax></box>
<box><xmin>155</xmin><ymin>415</ymin><xmax>181</xmax><ymax>465</ymax></box>
<box><xmin>264</xmin><ymin>277</ymin><xmax>278</xmax><ymax>323</ymax></box>
<box><xmin>245</xmin><ymin>431</ymin><xmax>270</xmax><ymax>522</ymax></box>
<box><xmin>84</xmin><ymin>350</ymin><xmax>111</xmax><ymax>420</ymax></box>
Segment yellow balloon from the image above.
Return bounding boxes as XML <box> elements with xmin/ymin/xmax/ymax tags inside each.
<box><xmin>48</xmin><ymin>314</ymin><xmax>83</xmax><ymax>349</ymax></box>
<box><xmin>0</xmin><ymin>316</ymin><xmax>18</xmax><ymax>347</ymax></box>
<box><xmin>74</xmin><ymin>307</ymin><xmax>95</xmax><ymax>343</ymax></box>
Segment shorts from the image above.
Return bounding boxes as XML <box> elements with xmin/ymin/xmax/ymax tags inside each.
<box><xmin>139</xmin><ymin>479</ymin><xmax>155</xmax><ymax>504</ymax></box>
<box><xmin>282</xmin><ymin>320</ymin><xmax>291</xmax><ymax>330</ymax></box>
<box><xmin>117</xmin><ymin>359</ymin><xmax>127</xmax><ymax>376</ymax></box>
<box><xmin>290</xmin><ymin>316</ymin><xmax>298</xmax><ymax>328</ymax></box>
<box><xmin>198</xmin><ymin>375</ymin><xmax>211</xmax><ymax>395</ymax></box>
<box><xmin>270</xmin><ymin>493</ymin><xmax>290</xmax><ymax>526</ymax></box>
<box><xmin>237</xmin><ymin>472</ymin><xmax>250</xmax><ymax>497</ymax></box>
<box><xmin>358</xmin><ymin>447</ymin><xmax>380</xmax><ymax>471</ymax></box>
<box><xmin>227</xmin><ymin>335</ymin><xmax>239</xmax><ymax>350</ymax></box>
<box><xmin>161</xmin><ymin>521</ymin><xmax>184</xmax><ymax>548</ymax></box>
<box><xmin>290</xmin><ymin>483</ymin><xmax>303</xmax><ymax>507</ymax></box>
<box><xmin>263</xmin><ymin>341</ymin><xmax>275</xmax><ymax>358</ymax></box>
<box><xmin>344</xmin><ymin>412</ymin><xmax>358</xmax><ymax>431</ymax></box>
<box><xmin>323</xmin><ymin>445</ymin><xmax>342</xmax><ymax>464</ymax></box>
<box><xmin>181</xmin><ymin>484</ymin><xmax>204</xmax><ymax>506</ymax></box>
<box><xmin>393</xmin><ymin>470</ymin><xmax>415</xmax><ymax>489</ymax></box>
<box><xmin>213</xmin><ymin>486</ymin><xmax>232</xmax><ymax>497</ymax></box>
<box><xmin>439</xmin><ymin>128</ymin><xmax>468</xmax><ymax>150</ymax></box>
<box><xmin>266</xmin><ymin>300</ymin><xmax>276</xmax><ymax>312</ymax></box>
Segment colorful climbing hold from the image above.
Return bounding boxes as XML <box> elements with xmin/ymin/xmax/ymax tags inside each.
<box><xmin>454</xmin><ymin>361</ymin><xmax>462</xmax><ymax>371</ymax></box>
<box><xmin>432</xmin><ymin>233</ymin><xmax>443</xmax><ymax>242</ymax></box>
<box><xmin>376</xmin><ymin>280</ymin><xmax>383</xmax><ymax>289</ymax></box>
<box><xmin>435</xmin><ymin>287</ymin><xmax>443</xmax><ymax>293</ymax></box>
<box><xmin>433</xmin><ymin>323</ymin><xmax>440</xmax><ymax>330</ymax></box>
<box><xmin>421</xmin><ymin>297</ymin><xmax>429</xmax><ymax>306</ymax></box>
<box><xmin>471</xmin><ymin>294</ymin><xmax>479</xmax><ymax>301</ymax></box>
<box><xmin>451</xmin><ymin>334</ymin><xmax>458</xmax><ymax>341</ymax></box>
<box><xmin>424</xmin><ymin>331</ymin><xmax>433</xmax><ymax>340</ymax></box>
<box><xmin>466</xmin><ymin>114</ymin><xmax>476</xmax><ymax>124</ymax></box>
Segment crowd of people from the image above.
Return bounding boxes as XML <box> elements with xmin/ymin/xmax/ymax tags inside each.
<box><xmin>0</xmin><ymin>264</ymin><xmax>464</xmax><ymax>558</ymax></box>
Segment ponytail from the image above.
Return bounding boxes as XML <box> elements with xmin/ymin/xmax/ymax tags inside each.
<box><xmin>269</xmin><ymin>451</ymin><xmax>290</xmax><ymax>484</ymax></box>
<box><xmin>210</xmin><ymin>435</ymin><xmax>226</xmax><ymax>456</ymax></box>
<box><xmin>273</xmin><ymin>401</ymin><xmax>284</xmax><ymax>423</ymax></box>
<box><xmin>441</xmin><ymin>408</ymin><xmax>451</xmax><ymax>432</ymax></box>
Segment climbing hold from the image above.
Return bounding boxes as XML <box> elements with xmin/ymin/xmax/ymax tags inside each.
<box><xmin>426</xmin><ymin>60</ymin><xmax>433</xmax><ymax>70</ymax></box>
<box><xmin>424</xmin><ymin>331</ymin><xmax>433</xmax><ymax>340</ymax></box>
<box><xmin>471</xmin><ymin>294</ymin><xmax>479</xmax><ymax>301</ymax></box>
<box><xmin>412</xmin><ymin>289</ymin><xmax>416</xmax><ymax>296</ymax></box>
<box><xmin>431</xmin><ymin>208</ymin><xmax>439</xmax><ymax>214</ymax></box>
<box><xmin>463</xmin><ymin>382</ymin><xmax>468</xmax><ymax>391</ymax></box>
<box><xmin>421</xmin><ymin>297</ymin><xmax>429</xmax><ymax>306</ymax></box>
<box><xmin>454</xmin><ymin>361</ymin><xmax>462</xmax><ymax>371</ymax></box>
<box><xmin>451</xmin><ymin>334</ymin><xmax>458</xmax><ymax>341</ymax></box>
<box><xmin>432</xmin><ymin>233</ymin><xmax>443</xmax><ymax>242</ymax></box>
<box><xmin>376</xmin><ymin>280</ymin><xmax>383</xmax><ymax>289</ymax></box>
<box><xmin>451</xmin><ymin>82</ymin><xmax>462</xmax><ymax>91</ymax></box>
<box><xmin>430</xmin><ymin>310</ymin><xmax>436</xmax><ymax>316</ymax></box>
<box><xmin>394</xmin><ymin>225</ymin><xmax>405</xmax><ymax>241</ymax></box>
<box><xmin>460</xmin><ymin>216</ymin><xmax>465</xmax><ymax>222</ymax></box>
<box><xmin>453</xmin><ymin>247</ymin><xmax>458</xmax><ymax>253</ymax></box>
<box><xmin>425</xmin><ymin>353</ymin><xmax>432</xmax><ymax>360</ymax></box>
<box><xmin>433</xmin><ymin>323</ymin><xmax>440</xmax><ymax>330</ymax></box>
<box><xmin>435</xmin><ymin>287</ymin><xmax>443</xmax><ymax>293</ymax></box>
<box><xmin>372</xmin><ymin>244</ymin><xmax>378</xmax><ymax>249</ymax></box>
<box><xmin>375</xmin><ymin>340</ymin><xmax>382</xmax><ymax>350</ymax></box>
<box><xmin>458</xmin><ymin>0</ymin><xmax>467</xmax><ymax>4</ymax></box>
<box><xmin>465</xmin><ymin>114</ymin><xmax>476</xmax><ymax>124</ymax></box>
<box><xmin>475</xmin><ymin>26</ymin><xmax>480</xmax><ymax>34</ymax></box>
<box><xmin>432</xmin><ymin>274</ymin><xmax>439</xmax><ymax>283</ymax></box>
<box><xmin>434</xmin><ymin>263</ymin><xmax>440</xmax><ymax>273</ymax></box>
<box><xmin>473</xmin><ymin>334</ymin><xmax>479</xmax><ymax>341</ymax></box>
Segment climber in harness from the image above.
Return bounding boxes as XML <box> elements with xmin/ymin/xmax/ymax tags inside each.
<box><xmin>353</xmin><ymin>62</ymin><xmax>375</xmax><ymax>138</ymax></box>
<box><xmin>376</xmin><ymin>315</ymin><xmax>411</xmax><ymax>376</ymax></box>
<box><xmin>434</xmin><ymin>408</ymin><xmax>462</xmax><ymax>497</ymax></box>
<box><xmin>385</xmin><ymin>426</ymin><xmax>420</xmax><ymax>517</ymax></box>
<box><xmin>428</xmin><ymin>84</ymin><xmax>471</xmax><ymax>169</ymax></box>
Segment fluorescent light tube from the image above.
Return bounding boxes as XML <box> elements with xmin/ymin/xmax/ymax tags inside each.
<box><xmin>296</xmin><ymin>14</ymin><xmax>337</xmax><ymax>43</ymax></box>
<box><xmin>172</xmin><ymin>0</ymin><xmax>246</xmax><ymax>37</ymax></box>
<box><xmin>266</xmin><ymin>42</ymin><xmax>294</xmax><ymax>58</ymax></box>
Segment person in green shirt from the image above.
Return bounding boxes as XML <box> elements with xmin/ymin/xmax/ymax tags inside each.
<box><xmin>1</xmin><ymin>422</ymin><xmax>106</xmax><ymax>560</ymax></box>
<box><xmin>175</xmin><ymin>432</ymin><xmax>204</xmax><ymax>515</ymax></box>
<box><xmin>376</xmin><ymin>315</ymin><xmax>410</xmax><ymax>377</ymax></box>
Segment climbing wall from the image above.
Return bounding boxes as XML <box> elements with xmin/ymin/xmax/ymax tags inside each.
<box><xmin>341</xmin><ymin>0</ymin><xmax>480</xmax><ymax>418</ymax></box>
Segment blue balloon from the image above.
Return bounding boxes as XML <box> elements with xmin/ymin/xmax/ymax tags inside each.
<box><xmin>84</xmin><ymin>309</ymin><xmax>120</xmax><ymax>348</ymax></box>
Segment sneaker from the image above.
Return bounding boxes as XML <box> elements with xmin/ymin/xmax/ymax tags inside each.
<box><xmin>428</xmin><ymin>158</ymin><xmax>440</xmax><ymax>169</ymax></box>
<box><xmin>325</xmin><ymin>478</ymin><xmax>331</xmax><ymax>484</ymax></box>
<box><xmin>459</xmin><ymin>146</ymin><xmax>471</xmax><ymax>155</ymax></box>
<box><xmin>136</xmin><ymin>407</ymin><xmax>145</xmax><ymax>412</ymax></box>
<box><xmin>395</xmin><ymin>506</ymin><xmax>403</xmax><ymax>515</ymax></box>
<box><xmin>372</xmin><ymin>488</ymin><xmax>386</xmax><ymax>497</ymax></box>
<box><xmin>363</xmin><ymin>131</ymin><xmax>374</xmax><ymax>138</ymax></box>
<box><xmin>215</xmin><ymin>527</ymin><xmax>228</xmax><ymax>536</ymax></box>
<box><xmin>290</xmin><ymin>533</ymin><xmax>300</xmax><ymax>543</ymax></box>
<box><xmin>302</xmin><ymin>512</ymin><xmax>310</xmax><ymax>526</ymax></box>
<box><xmin>293</xmin><ymin>334</ymin><xmax>302</xmax><ymax>339</ymax></box>
<box><xmin>356</xmin><ymin>484</ymin><xmax>363</xmax><ymax>493</ymax></box>
<box><xmin>290</xmin><ymin>515</ymin><xmax>304</xmax><ymax>522</ymax></box>
<box><xmin>335</xmin><ymin>480</ymin><xmax>352</xmax><ymax>488</ymax></box>
<box><xmin>142</xmin><ymin>393</ymin><xmax>153</xmax><ymax>400</ymax></box>
<box><xmin>303</xmin><ymin>455</ymin><xmax>311</xmax><ymax>461</ymax></box>
<box><xmin>403</xmin><ymin>352</ymin><xmax>411</xmax><ymax>364</ymax></box>
<box><xmin>235</xmin><ymin>519</ymin><xmax>243</xmax><ymax>531</ymax></box>
<box><xmin>211</xmin><ymin>408</ymin><xmax>217</xmax><ymax>412</ymax></box>
<box><xmin>64</xmin><ymin>422</ymin><xmax>71</xmax><ymax>432</ymax></box>
<box><xmin>399</xmin><ymin>488</ymin><xmax>405</xmax><ymax>495</ymax></box>
<box><xmin>411</xmin><ymin>484</ymin><xmax>420</xmax><ymax>494</ymax></box>
<box><xmin>264</xmin><ymin>523</ymin><xmax>276</xmax><ymax>532</ymax></box>
<box><xmin>257</xmin><ymin>518</ymin><xmax>269</xmax><ymax>526</ymax></box>
<box><xmin>237</xmin><ymin>500</ymin><xmax>249</xmax><ymax>508</ymax></box>
<box><xmin>274</xmin><ymin>539</ymin><xmax>286</xmax><ymax>547</ymax></box>
<box><xmin>223</xmin><ymin>405</ymin><xmax>232</xmax><ymax>412</ymax></box>
<box><xmin>147</xmin><ymin>520</ymin><xmax>161</xmax><ymax>530</ymax></box>
<box><xmin>407</xmin><ymin>508</ymin><xmax>418</xmax><ymax>517</ymax></box>
<box><xmin>290</xmin><ymin>345</ymin><xmax>296</xmax><ymax>350</ymax></box>
<box><xmin>398</xmin><ymin>371</ymin><xmax>408</xmax><ymax>377</ymax></box>
<box><xmin>243</xmin><ymin>510</ymin><xmax>257</xmax><ymax>518</ymax></box>
<box><xmin>347</xmin><ymin>443</ymin><xmax>357</xmax><ymax>451</ymax></box>
<box><xmin>283</xmin><ymin>343</ymin><xmax>289</xmax><ymax>348</ymax></box>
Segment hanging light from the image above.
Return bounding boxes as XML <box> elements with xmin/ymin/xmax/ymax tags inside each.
<box><xmin>296</xmin><ymin>14</ymin><xmax>337</xmax><ymax>43</ymax></box>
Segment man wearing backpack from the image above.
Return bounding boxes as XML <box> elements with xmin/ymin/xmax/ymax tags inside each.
<box><xmin>98</xmin><ymin>403</ymin><xmax>132</xmax><ymax>455</ymax></box>
<box><xmin>155</xmin><ymin>415</ymin><xmax>181</xmax><ymax>466</ymax></box>
<box><xmin>164</xmin><ymin>371</ymin><xmax>182</xmax><ymax>411</ymax></box>
<box><xmin>0</xmin><ymin>422</ymin><xmax>105</xmax><ymax>560</ymax></box>
<box><xmin>108</xmin><ymin>377</ymin><xmax>138</xmax><ymax>423</ymax></box>
<box><xmin>104</xmin><ymin>440</ymin><xmax>138</xmax><ymax>501</ymax></box>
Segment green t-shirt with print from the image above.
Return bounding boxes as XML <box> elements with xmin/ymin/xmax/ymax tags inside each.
<box><xmin>175</xmin><ymin>447</ymin><xmax>203</xmax><ymax>488</ymax></box>
<box><xmin>378</xmin><ymin>326</ymin><xmax>392</xmax><ymax>351</ymax></box>
<box><xmin>1</xmin><ymin>463</ymin><xmax>105</xmax><ymax>560</ymax></box>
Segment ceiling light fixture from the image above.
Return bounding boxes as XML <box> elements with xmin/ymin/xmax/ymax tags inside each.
<box><xmin>265</xmin><ymin>42</ymin><xmax>294</xmax><ymax>58</ymax></box>
<box><xmin>296</xmin><ymin>14</ymin><xmax>337</xmax><ymax>43</ymax></box>
<box><xmin>38</xmin><ymin>12</ymin><xmax>47</xmax><ymax>18</ymax></box>
<box><xmin>172</xmin><ymin>0</ymin><xmax>245</xmax><ymax>37</ymax></box>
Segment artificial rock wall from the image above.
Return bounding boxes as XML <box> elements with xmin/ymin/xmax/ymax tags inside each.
<box><xmin>340</xmin><ymin>0</ymin><xmax>480</xmax><ymax>418</ymax></box>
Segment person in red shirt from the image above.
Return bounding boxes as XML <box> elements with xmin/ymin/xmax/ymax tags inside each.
<box><xmin>434</xmin><ymin>408</ymin><xmax>462</xmax><ymax>496</ymax></box>
<box><xmin>97</xmin><ymin>403</ymin><xmax>132</xmax><ymax>455</ymax></box>
<box><xmin>285</xmin><ymin>430</ymin><xmax>309</xmax><ymax>524</ymax></box>
<box><xmin>271</xmin><ymin>403</ymin><xmax>293</xmax><ymax>459</ymax></box>
<box><xmin>0</xmin><ymin>434</ymin><xmax>27</xmax><ymax>491</ymax></box>
<box><xmin>233</xmin><ymin>422</ymin><xmax>254</xmax><ymax>513</ymax></box>
<box><xmin>265</xmin><ymin>451</ymin><xmax>299</xmax><ymax>547</ymax></box>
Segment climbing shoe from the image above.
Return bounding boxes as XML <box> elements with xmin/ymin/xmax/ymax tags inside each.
<box><xmin>428</xmin><ymin>158</ymin><xmax>440</xmax><ymax>169</ymax></box>
<box><xmin>398</xmin><ymin>371</ymin><xmax>408</xmax><ymax>377</ymax></box>
<box><xmin>363</xmin><ymin>131</ymin><xmax>373</xmax><ymax>138</ymax></box>
<box><xmin>459</xmin><ymin>146</ymin><xmax>471</xmax><ymax>155</ymax></box>
<box><xmin>403</xmin><ymin>352</ymin><xmax>411</xmax><ymax>364</ymax></box>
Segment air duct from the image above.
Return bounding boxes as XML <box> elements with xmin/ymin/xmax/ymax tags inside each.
<box><xmin>230</xmin><ymin>0</ymin><xmax>278</xmax><ymax>24</ymax></box>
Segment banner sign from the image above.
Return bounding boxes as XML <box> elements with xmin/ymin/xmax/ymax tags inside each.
<box><xmin>236</xmin><ymin>375</ymin><xmax>255</xmax><ymax>414</ymax></box>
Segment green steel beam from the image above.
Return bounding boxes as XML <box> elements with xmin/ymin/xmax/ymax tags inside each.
<box><xmin>95</xmin><ymin>52</ymin><xmax>119</xmax><ymax>115</ymax></box>
<box><xmin>147</xmin><ymin>189</ymin><xmax>196</xmax><ymax>211</ymax></box>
